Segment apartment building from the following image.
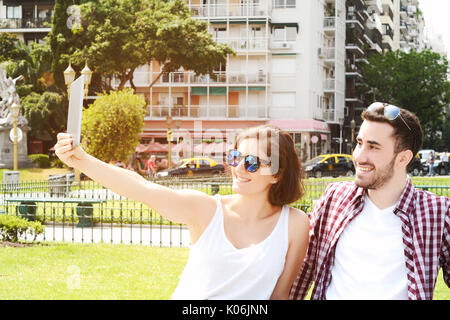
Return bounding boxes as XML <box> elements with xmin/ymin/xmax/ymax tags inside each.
<box><xmin>399</xmin><ymin>0</ymin><xmax>425</xmax><ymax>52</ymax></box>
<box><xmin>0</xmin><ymin>0</ymin><xmax>430</xmax><ymax>160</ymax></box>
<box><xmin>0</xmin><ymin>0</ymin><xmax>53</xmax><ymax>44</ymax></box>
<box><xmin>137</xmin><ymin>0</ymin><xmax>351</xmax><ymax>161</ymax></box>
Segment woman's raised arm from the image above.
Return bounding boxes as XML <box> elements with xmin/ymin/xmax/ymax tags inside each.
<box><xmin>54</xmin><ymin>133</ymin><xmax>216</xmax><ymax>227</ymax></box>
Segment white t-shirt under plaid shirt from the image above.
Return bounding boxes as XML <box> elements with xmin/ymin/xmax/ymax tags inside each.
<box><xmin>290</xmin><ymin>179</ymin><xmax>450</xmax><ymax>300</ymax></box>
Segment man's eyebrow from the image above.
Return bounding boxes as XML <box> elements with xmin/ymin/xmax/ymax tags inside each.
<box><xmin>356</xmin><ymin>137</ymin><xmax>382</xmax><ymax>146</ymax></box>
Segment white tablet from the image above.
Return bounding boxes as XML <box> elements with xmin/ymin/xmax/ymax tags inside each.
<box><xmin>66</xmin><ymin>75</ymin><xmax>85</xmax><ymax>147</ymax></box>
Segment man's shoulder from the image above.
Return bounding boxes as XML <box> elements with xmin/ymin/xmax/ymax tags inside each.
<box><xmin>413</xmin><ymin>186</ymin><xmax>449</xmax><ymax>205</ymax></box>
<box><xmin>322</xmin><ymin>180</ymin><xmax>359</xmax><ymax>197</ymax></box>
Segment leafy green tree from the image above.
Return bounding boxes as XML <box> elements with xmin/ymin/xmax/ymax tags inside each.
<box><xmin>359</xmin><ymin>50</ymin><xmax>450</xmax><ymax>148</ymax></box>
<box><xmin>81</xmin><ymin>89</ymin><xmax>146</xmax><ymax>162</ymax></box>
<box><xmin>0</xmin><ymin>33</ymin><xmax>25</xmax><ymax>61</ymax></box>
<box><xmin>48</xmin><ymin>0</ymin><xmax>95</xmax><ymax>91</ymax></box>
<box><xmin>21</xmin><ymin>91</ymin><xmax>65</xmax><ymax>143</ymax></box>
<box><xmin>68</xmin><ymin>0</ymin><xmax>234</xmax><ymax>90</ymax></box>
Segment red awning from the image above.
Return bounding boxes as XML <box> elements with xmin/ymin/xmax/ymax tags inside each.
<box><xmin>135</xmin><ymin>142</ymin><xmax>168</xmax><ymax>153</ymax></box>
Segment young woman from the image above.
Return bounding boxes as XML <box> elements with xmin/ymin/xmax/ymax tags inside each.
<box><xmin>54</xmin><ymin>124</ymin><xmax>309</xmax><ymax>299</ymax></box>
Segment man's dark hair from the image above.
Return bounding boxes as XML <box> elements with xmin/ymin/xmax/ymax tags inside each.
<box><xmin>361</xmin><ymin>105</ymin><xmax>423</xmax><ymax>160</ymax></box>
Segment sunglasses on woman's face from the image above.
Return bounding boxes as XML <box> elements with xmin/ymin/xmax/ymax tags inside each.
<box><xmin>227</xmin><ymin>149</ymin><xmax>271</xmax><ymax>173</ymax></box>
<box><xmin>367</xmin><ymin>102</ymin><xmax>412</xmax><ymax>131</ymax></box>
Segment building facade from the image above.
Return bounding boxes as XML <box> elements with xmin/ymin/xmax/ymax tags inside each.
<box><xmin>1</xmin><ymin>0</ymin><xmax>435</xmax><ymax>162</ymax></box>
<box><xmin>0</xmin><ymin>0</ymin><xmax>53</xmax><ymax>44</ymax></box>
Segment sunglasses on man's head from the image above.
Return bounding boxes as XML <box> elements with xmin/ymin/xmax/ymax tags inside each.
<box><xmin>227</xmin><ymin>149</ymin><xmax>271</xmax><ymax>173</ymax></box>
<box><xmin>367</xmin><ymin>102</ymin><xmax>412</xmax><ymax>131</ymax></box>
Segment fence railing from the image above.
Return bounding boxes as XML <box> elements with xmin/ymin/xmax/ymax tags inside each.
<box><xmin>1</xmin><ymin>176</ymin><xmax>448</xmax><ymax>247</ymax></box>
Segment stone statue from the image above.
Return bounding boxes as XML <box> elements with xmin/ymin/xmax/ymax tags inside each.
<box><xmin>0</xmin><ymin>65</ymin><xmax>32</xmax><ymax>169</ymax></box>
<box><xmin>0</xmin><ymin>65</ymin><xmax>28</xmax><ymax>127</ymax></box>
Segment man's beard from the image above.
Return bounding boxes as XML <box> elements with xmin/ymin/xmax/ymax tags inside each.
<box><xmin>354</xmin><ymin>155</ymin><xmax>396</xmax><ymax>190</ymax></box>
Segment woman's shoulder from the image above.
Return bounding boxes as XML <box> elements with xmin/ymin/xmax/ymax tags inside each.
<box><xmin>287</xmin><ymin>207</ymin><xmax>310</xmax><ymax>239</ymax></box>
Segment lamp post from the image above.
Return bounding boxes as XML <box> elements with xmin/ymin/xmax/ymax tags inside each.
<box><xmin>10</xmin><ymin>103</ymin><xmax>20</xmax><ymax>171</ymax></box>
<box><xmin>63</xmin><ymin>62</ymin><xmax>76</xmax><ymax>99</ymax></box>
<box><xmin>81</xmin><ymin>62</ymin><xmax>93</xmax><ymax>98</ymax></box>
<box><xmin>350</xmin><ymin>119</ymin><xmax>356</xmax><ymax>154</ymax></box>
<box><xmin>167</xmin><ymin>115</ymin><xmax>173</xmax><ymax>168</ymax></box>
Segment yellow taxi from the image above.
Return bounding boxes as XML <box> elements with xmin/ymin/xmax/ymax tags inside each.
<box><xmin>303</xmin><ymin>154</ymin><xmax>355</xmax><ymax>178</ymax></box>
<box><xmin>156</xmin><ymin>157</ymin><xmax>225</xmax><ymax>177</ymax></box>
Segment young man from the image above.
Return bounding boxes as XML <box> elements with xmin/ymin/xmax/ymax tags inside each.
<box><xmin>290</xmin><ymin>102</ymin><xmax>449</xmax><ymax>300</ymax></box>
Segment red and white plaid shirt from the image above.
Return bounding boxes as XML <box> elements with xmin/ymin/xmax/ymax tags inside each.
<box><xmin>290</xmin><ymin>179</ymin><xmax>450</xmax><ymax>300</ymax></box>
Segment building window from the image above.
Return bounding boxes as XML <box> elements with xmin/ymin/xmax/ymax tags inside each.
<box><xmin>7</xmin><ymin>6</ymin><xmax>20</xmax><ymax>18</ymax></box>
<box><xmin>273</xmin><ymin>0</ymin><xmax>296</xmax><ymax>9</ymax></box>
<box><xmin>271</xmin><ymin>57</ymin><xmax>296</xmax><ymax>74</ymax></box>
<box><xmin>272</xmin><ymin>92</ymin><xmax>296</xmax><ymax>108</ymax></box>
<box><xmin>273</xmin><ymin>26</ymin><xmax>297</xmax><ymax>42</ymax></box>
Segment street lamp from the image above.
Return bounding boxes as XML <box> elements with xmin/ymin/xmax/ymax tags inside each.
<box><xmin>80</xmin><ymin>62</ymin><xmax>93</xmax><ymax>98</ymax></box>
<box><xmin>10</xmin><ymin>103</ymin><xmax>20</xmax><ymax>171</ymax></box>
<box><xmin>167</xmin><ymin>115</ymin><xmax>173</xmax><ymax>168</ymax></box>
<box><xmin>350</xmin><ymin>119</ymin><xmax>356</xmax><ymax>153</ymax></box>
<box><xmin>63</xmin><ymin>62</ymin><xmax>76</xmax><ymax>99</ymax></box>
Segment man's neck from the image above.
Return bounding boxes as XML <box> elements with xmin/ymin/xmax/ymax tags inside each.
<box><xmin>366</xmin><ymin>174</ymin><xmax>408</xmax><ymax>210</ymax></box>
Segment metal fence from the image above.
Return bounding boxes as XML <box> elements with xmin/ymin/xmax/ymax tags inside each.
<box><xmin>1</xmin><ymin>175</ymin><xmax>448</xmax><ymax>247</ymax></box>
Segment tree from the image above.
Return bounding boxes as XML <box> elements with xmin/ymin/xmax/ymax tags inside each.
<box><xmin>21</xmin><ymin>91</ymin><xmax>65</xmax><ymax>140</ymax></box>
<box><xmin>81</xmin><ymin>89</ymin><xmax>146</xmax><ymax>163</ymax></box>
<box><xmin>359</xmin><ymin>50</ymin><xmax>450</xmax><ymax>148</ymax></box>
<box><xmin>48</xmin><ymin>0</ymin><xmax>95</xmax><ymax>91</ymax></box>
<box><xmin>69</xmin><ymin>0</ymin><xmax>234</xmax><ymax>91</ymax></box>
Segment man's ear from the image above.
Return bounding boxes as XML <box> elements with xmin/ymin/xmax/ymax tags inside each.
<box><xmin>397</xmin><ymin>149</ymin><xmax>414</xmax><ymax>169</ymax></box>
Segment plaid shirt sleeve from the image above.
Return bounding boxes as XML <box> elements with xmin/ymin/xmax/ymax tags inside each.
<box><xmin>290</xmin><ymin>183</ymin><xmax>337</xmax><ymax>300</ymax></box>
<box><xmin>440</xmin><ymin>201</ymin><xmax>450</xmax><ymax>288</ymax></box>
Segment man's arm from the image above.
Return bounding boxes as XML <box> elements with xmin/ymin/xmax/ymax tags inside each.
<box><xmin>440</xmin><ymin>202</ymin><xmax>450</xmax><ymax>288</ymax></box>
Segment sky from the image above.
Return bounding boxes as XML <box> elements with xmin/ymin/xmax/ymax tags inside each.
<box><xmin>419</xmin><ymin>0</ymin><xmax>450</xmax><ymax>59</ymax></box>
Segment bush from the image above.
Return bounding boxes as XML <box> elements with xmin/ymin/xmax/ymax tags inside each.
<box><xmin>50</xmin><ymin>157</ymin><xmax>67</xmax><ymax>168</ymax></box>
<box><xmin>0</xmin><ymin>214</ymin><xmax>44</xmax><ymax>242</ymax></box>
<box><xmin>28</xmin><ymin>154</ymin><xmax>51</xmax><ymax>168</ymax></box>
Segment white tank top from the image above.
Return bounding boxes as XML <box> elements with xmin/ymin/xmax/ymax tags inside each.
<box><xmin>172</xmin><ymin>195</ymin><xmax>290</xmax><ymax>300</ymax></box>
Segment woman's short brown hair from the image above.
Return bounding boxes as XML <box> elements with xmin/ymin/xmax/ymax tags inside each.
<box><xmin>233</xmin><ymin>124</ymin><xmax>304</xmax><ymax>207</ymax></box>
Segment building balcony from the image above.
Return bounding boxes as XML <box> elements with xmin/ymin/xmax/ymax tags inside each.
<box><xmin>189</xmin><ymin>4</ymin><xmax>269</xmax><ymax>19</ymax></box>
<box><xmin>323</xmin><ymin>79</ymin><xmax>335</xmax><ymax>91</ymax></box>
<box><xmin>345</xmin><ymin>42</ymin><xmax>365</xmax><ymax>56</ymax></box>
<box><xmin>0</xmin><ymin>17</ymin><xmax>52</xmax><ymax>30</ymax></box>
<box><xmin>145</xmin><ymin>104</ymin><xmax>267</xmax><ymax>119</ymax></box>
<box><xmin>323</xmin><ymin>109</ymin><xmax>336</xmax><ymax>122</ymax></box>
<box><xmin>214</xmin><ymin>37</ymin><xmax>269</xmax><ymax>52</ymax></box>
<box><xmin>149</xmin><ymin>71</ymin><xmax>270</xmax><ymax>86</ymax></box>
<box><xmin>324</xmin><ymin>17</ymin><xmax>336</xmax><ymax>30</ymax></box>
<box><xmin>346</xmin><ymin>12</ymin><xmax>365</xmax><ymax>31</ymax></box>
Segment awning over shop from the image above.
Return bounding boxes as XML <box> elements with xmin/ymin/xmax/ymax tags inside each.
<box><xmin>135</xmin><ymin>142</ymin><xmax>168</xmax><ymax>153</ymax></box>
<box><xmin>267</xmin><ymin>119</ymin><xmax>330</xmax><ymax>133</ymax></box>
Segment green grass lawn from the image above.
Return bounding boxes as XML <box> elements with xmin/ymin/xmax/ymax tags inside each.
<box><xmin>0</xmin><ymin>243</ymin><xmax>447</xmax><ymax>300</ymax></box>
<box><xmin>0</xmin><ymin>243</ymin><xmax>187</xmax><ymax>300</ymax></box>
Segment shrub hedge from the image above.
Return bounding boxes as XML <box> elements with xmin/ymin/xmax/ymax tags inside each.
<box><xmin>0</xmin><ymin>214</ymin><xmax>44</xmax><ymax>242</ymax></box>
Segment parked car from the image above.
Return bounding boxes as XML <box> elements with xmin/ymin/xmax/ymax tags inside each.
<box><xmin>155</xmin><ymin>157</ymin><xmax>225</xmax><ymax>178</ymax></box>
<box><xmin>303</xmin><ymin>154</ymin><xmax>355</xmax><ymax>178</ymax></box>
<box><xmin>407</xmin><ymin>154</ymin><xmax>424</xmax><ymax>176</ymax></box>
<box><xmin>421</xmin><ymin>152</ymin><xmax>449</xmax><ymax>176</ymax></box>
